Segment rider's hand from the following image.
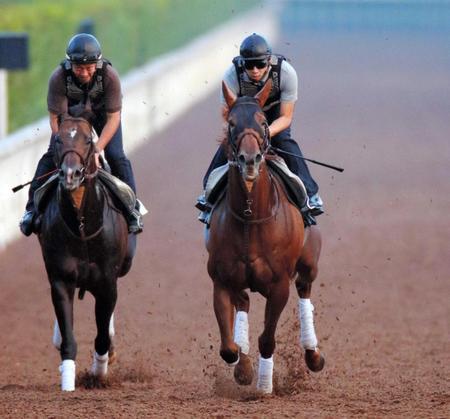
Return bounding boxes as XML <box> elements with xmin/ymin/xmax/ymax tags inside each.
<box><xmin>94</xmin><ymin>152</ymin><xmax>100</xmax><ymax>168</ymax></box>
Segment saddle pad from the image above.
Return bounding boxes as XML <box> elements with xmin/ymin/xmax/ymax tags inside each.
<box><xmin>205</xmin><ymin>157</ymin><xmax>308</xmax><ymax>214</ymax></box>
<box><xmin>266</xmin><ymin>156</ymin><xmax>308</xmax><ymax>211</ymax></box>
<box><xmin>97</xmin><ymin>169</ymin><xmax>136</xmax><ymax>213</ymax></box>
<box><xmin>34</xmin><ymin>170</ymin><xmax>136</xmax><ymax>215</ymax></box>
<box><xmin>34</xmin><ymin>174</ymin><xmax>59</xmax><ymax>213</ymax></box>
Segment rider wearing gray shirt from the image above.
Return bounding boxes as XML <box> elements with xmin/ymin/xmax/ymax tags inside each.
<box><xmin>202</xmin><ymin>34</ymin><xmax>323</xmax><ymax>217</ymax></box>
<box><xmin>220</xmin><ymin>57</ymin><xmax>298</xmax><ymax>109</ymax></box>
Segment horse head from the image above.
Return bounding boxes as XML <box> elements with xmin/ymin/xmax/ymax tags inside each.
<box><xmin>54</xmin><ymin>112</ymin><xmax>96</xmax><ymax>191</ymax></box>
<box><xmin>222</xmin><ymin>79</ymin><xmax>272</xmax><ymax>182</ymax></box>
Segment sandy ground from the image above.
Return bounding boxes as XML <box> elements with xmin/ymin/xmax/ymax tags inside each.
<box><xmin>0</xmin><ymin>21</ymin><xmax>449</xmax><ymax>419</ymax></box>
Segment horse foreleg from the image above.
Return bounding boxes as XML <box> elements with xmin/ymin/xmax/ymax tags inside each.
<box><xmin>213</xmin><ymin>282</ymin><xmax>239</xmax><ymax>365</ymax></box>
<box><xmin>51</xmin><ymin>280</ymin><xmax>77</xmax><ymax>391</ymax></box>
<box><xmin>230</xmin><ymin>290</ymin><xmax>253</xmax><ymax>385</ymax></box>
<box><xmin>231</xmin><ymin>290</ymin><xmax>250</xmax><ymax>355</ymax></box>
<box><xmin>296</xmin><ymin>225</ymin><xmax>324</xmax><ymax>372</ymax></box>
<box><xmin>257</xmin><ymin>279</ymin><xmax>290</xmax><ymax>394</ymax></box>
<box><xmin>91</xmin><ymin>284</ymin><xmax>117</xmax><ymax>377</ymax></box>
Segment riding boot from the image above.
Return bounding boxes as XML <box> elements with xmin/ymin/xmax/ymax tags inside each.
<box><xmin>20</xmin><ymin>147</ymin><xmax>56</xmax><ymax>236</ymax></box>
<box><xmin>307</xmin><ymin>193</ymin><xmax>324</xmax><ymax>216</ymax></box>
<box><xmin>124</xmin><ymin>199</ymin><xmax>145</xmax><ymax>234</ymax></box>
<box><xmin>19</xmin><ymin>210</ymin><xmax>36</xmax><ymax>237</ymax></box>
<box><xmin>195</xmin><ymin>193</ymin><xmax>212</xmax><ymax>224</ymax></box>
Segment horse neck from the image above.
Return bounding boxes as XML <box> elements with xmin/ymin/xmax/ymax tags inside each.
<box><xmin>228</xmin><ymin>162</ymin><xmax>277</xmax><ymax>220</ymax></box>
<box><xmin>59</xmin><ymin>178</ymin><xmax>104</xmax><ymax>235</ymax></box>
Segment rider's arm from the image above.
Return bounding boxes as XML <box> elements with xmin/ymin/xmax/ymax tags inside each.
<box><xmin>48</xmin><ymin>67</ymin><xmax>68</xmax><ymax>134</ymax></box>
<box><xmin>49</xmin><ymin>112</ymin><xmax>60</xmax><ymax>134</ymax></box>
<box><xmin>96</xmin><ymin>111</ymin><xmax>121</xmax><ymax>152</ymax></box>
<box><xmin>269</xmin><ymin>60</ymin><xmax>298</xmax><ymax>138</ymax></box>
<box><xmin>268</xmin><ymin>101</ymin><xmax>295</xmax><ymax>137</ymax></box>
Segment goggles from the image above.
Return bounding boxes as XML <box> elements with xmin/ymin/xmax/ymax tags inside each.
<box><xmin>243</xmin><ymin>59</ymin><xmax>268</xmax><ymax>70</ymax></box>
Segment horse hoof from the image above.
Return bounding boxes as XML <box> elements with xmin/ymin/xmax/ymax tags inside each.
<box><xmin>220</xmin><ymin>348</ymin><xmax>239</xmax><ymax>365</ymax></box>
<box><xmin>234</xmin><ymin>352</ymin><xmax>253</xmax><ymax>385</ymax></box>
<box><xmin>305</xmin><ymin>349</ymin><xmax>325</xmax><ymax>372</ymax></box>
<box><xmin>91</xmin><ymin>352</ymin><xmax>109</xmax><ymax>377</ymax></box>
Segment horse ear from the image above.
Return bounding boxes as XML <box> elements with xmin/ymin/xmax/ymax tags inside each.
<box><xmin>222</xmin><ymin>81</ymin><xmax>237</xmax><ymax>109</ymax></box>
<box><xmin>255</xmin><ymin>78</ymin><xmax>273</xmax><ymax>108</ymax></box>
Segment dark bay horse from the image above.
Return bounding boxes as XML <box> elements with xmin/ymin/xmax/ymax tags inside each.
<box><xmin>37</xmin><ymin>114</ymin><xmax>135</xmax><ymax>391</ymax></box>
<box><xmin>205</xmin><ymin>80</ymin><xmax>324</xmax><ymax>394</ymax></box>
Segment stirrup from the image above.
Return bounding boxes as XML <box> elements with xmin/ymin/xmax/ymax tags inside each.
<box><xmin>307</xmin><ymin>193</ymin><xmax>324</xmax><ymax>216</ymax></box>
<box><xmin>195</xmin><ymin>194</ymin><xmax>211</xmax><ymax>212</ymax></box>
<box><xmin>197</xmin><ymin>211</ymin><xmax>209</xmax><ymax>224</ymax></box>
<box><xmin>19</xmin><ymin>210</ymin><xmax>36</xmax><ymax>237</ymax></box>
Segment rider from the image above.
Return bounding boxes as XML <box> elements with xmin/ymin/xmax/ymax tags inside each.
<box><xmin>198</xmin><ymin>33</ymin><xmax>323</xmax><ymax>221</ymax></box>
<box><xmin>19</xmin><ymin>33</ymin><xmax>143</xmax><ymax>235</ymax></box>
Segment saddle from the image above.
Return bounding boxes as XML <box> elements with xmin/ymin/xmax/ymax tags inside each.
<box><xmin>34</xmin><ymin>168</ymin><xmax>136</xmax><ymax>216</ymax></box>
<box><xmin>204</xmin><ymin>155</ymin><xmax>316</xmax><ymax>227</ymax></box>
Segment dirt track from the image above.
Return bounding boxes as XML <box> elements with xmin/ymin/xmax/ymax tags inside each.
<box><xmin>1</xmin><ymin>24</ymin><xmax>449</xmax><ymax>419</ymax></box>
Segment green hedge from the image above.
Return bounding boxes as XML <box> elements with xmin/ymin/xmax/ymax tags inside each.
<box><xmin>0</xmin><ymin>0</ymin><xmax>258</xmax><ymax>132</ymax></box>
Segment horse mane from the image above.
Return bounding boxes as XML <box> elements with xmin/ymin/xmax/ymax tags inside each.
<box><xmin>221</xmin><ymin>125</ymin><xmax>236</xmax><ymax>161</ymax></box>
<box><xmin>58</xmin><ymin>108</ymin><xmax>96</xmax><ymax>128</ymax></box>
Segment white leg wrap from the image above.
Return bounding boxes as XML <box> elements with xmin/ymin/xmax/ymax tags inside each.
<box><xmin>299</xmin><ymin>298</ymin><xmax>318</xmax><ymax>350</ymax></box>
<box><xmin>91</xmin><ymin>351</ymin><xmax>109</xmax><ymax>377</ymax></box>
<box><xmin>109</xmin><ymin>313</ymin><xmax>115</xmax><ymax>338</ymax></box>
<box><xmin>59</xmin><ymin>359</ymin><xmax>75</xmax><ymax>391</ymax></box>
<box><xmin>52</xmin><ymin>319</ymin><xmax>62</xmax><ymax>350</ymax></box>
<box><xmin>256</xmin><ymin>355</ymin><xmax>273</xmax><ymax>394</ymax></box>
<box><xmin>233</xmin><ymin>311</ymin><xmax>250</xmax><ymax>355</ymax></box>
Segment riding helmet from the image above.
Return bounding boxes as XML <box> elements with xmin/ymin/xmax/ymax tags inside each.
<box><xmin>239</xmin><ymin>33</ymin><xmax>272</xmax><ymax>60</ymax></box>
<box><xmin>66</xmin><ymin>33</ymin><xmax>102</xmax><ymax>63</ymax></box>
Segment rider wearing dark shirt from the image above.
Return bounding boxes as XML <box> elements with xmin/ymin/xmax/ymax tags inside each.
<box><xmin>20</xmin><ymin>33</ymin><xmax>143</xmax><ymax>236</ymax></box>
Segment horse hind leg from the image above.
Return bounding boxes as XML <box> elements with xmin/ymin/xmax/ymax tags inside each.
<box><xmin>108</xmin><ymin>313</ymin><xmax>117</xmax><ymax>364</ymax></box>
<box><xmin>89</xmin><ymin>313</ymin><xmax>117</xmax><ymax>377</ymax></box>
<box><xmin>119</xmin><ymin>234</ymin><xmax>136</xmax><ymax>277</ymax></box>
<box><xmin>297</xmin><ymin>296</ymin><xmax>324</xmax><ymax>372</ymax></box>
<box><xmin>52</xmin><ymin>318</ymin><xmax>62</xmax><ymax>350</ymax></box>
<box><xmin>91</xmin><ymin>286</ymin><xmax>117</xmax><ymax>378</ymax></box>
<box><xmin>296</xmin><ymin>227</ymin><xmax>325</xmax><ymax>372</ymax></box>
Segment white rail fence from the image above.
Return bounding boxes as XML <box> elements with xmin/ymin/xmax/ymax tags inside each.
<box><xmin>0</xmin><ymin>7</ymin><xmax>278</xmax><ymax>249</ymax></box>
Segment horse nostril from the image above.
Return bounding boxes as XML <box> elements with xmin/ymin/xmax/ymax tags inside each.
<box><xmin>255</xmin><ymin>154</ymin><xmax>262</xmax><ymax>164</ymax></box>
<box><xmin>74</xmin><ymin>169</ymin><xmax>83</xmax><ymax>178</ymax></box>
<box><xmin>238</xmin><ymin>154</ymin><xmax>246</xmax><ymax>164</ymax></box>
<box><xmin>58</xmin><ymin>169</ymin><xmax>64</xmax><ymax>179</ymax></box>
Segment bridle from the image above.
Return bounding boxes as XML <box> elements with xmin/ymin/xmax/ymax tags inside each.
<box><xmin>226</xmin><ymin>100</ymin><xmax>270</xmax><ymax>162</ymax></box>
<box><xmin>55</xmin><ymin>118</ymin><xmax>97</xmax><ymax>183</ymax></box>
<box><xmin>226</xmin><ymin>99</ymin><xmax>279</xmax><ymax>224</ymax></box>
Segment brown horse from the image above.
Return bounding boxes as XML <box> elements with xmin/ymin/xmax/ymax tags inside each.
<box><xmin>205</xmin><ymin>80</ymin><xmax>324</xmax><ymax>393</ymax></box>
<box><xmin>38</xmin><ymin>114</ymin><xmax>136</xmax><ymax>391</ymax></box>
